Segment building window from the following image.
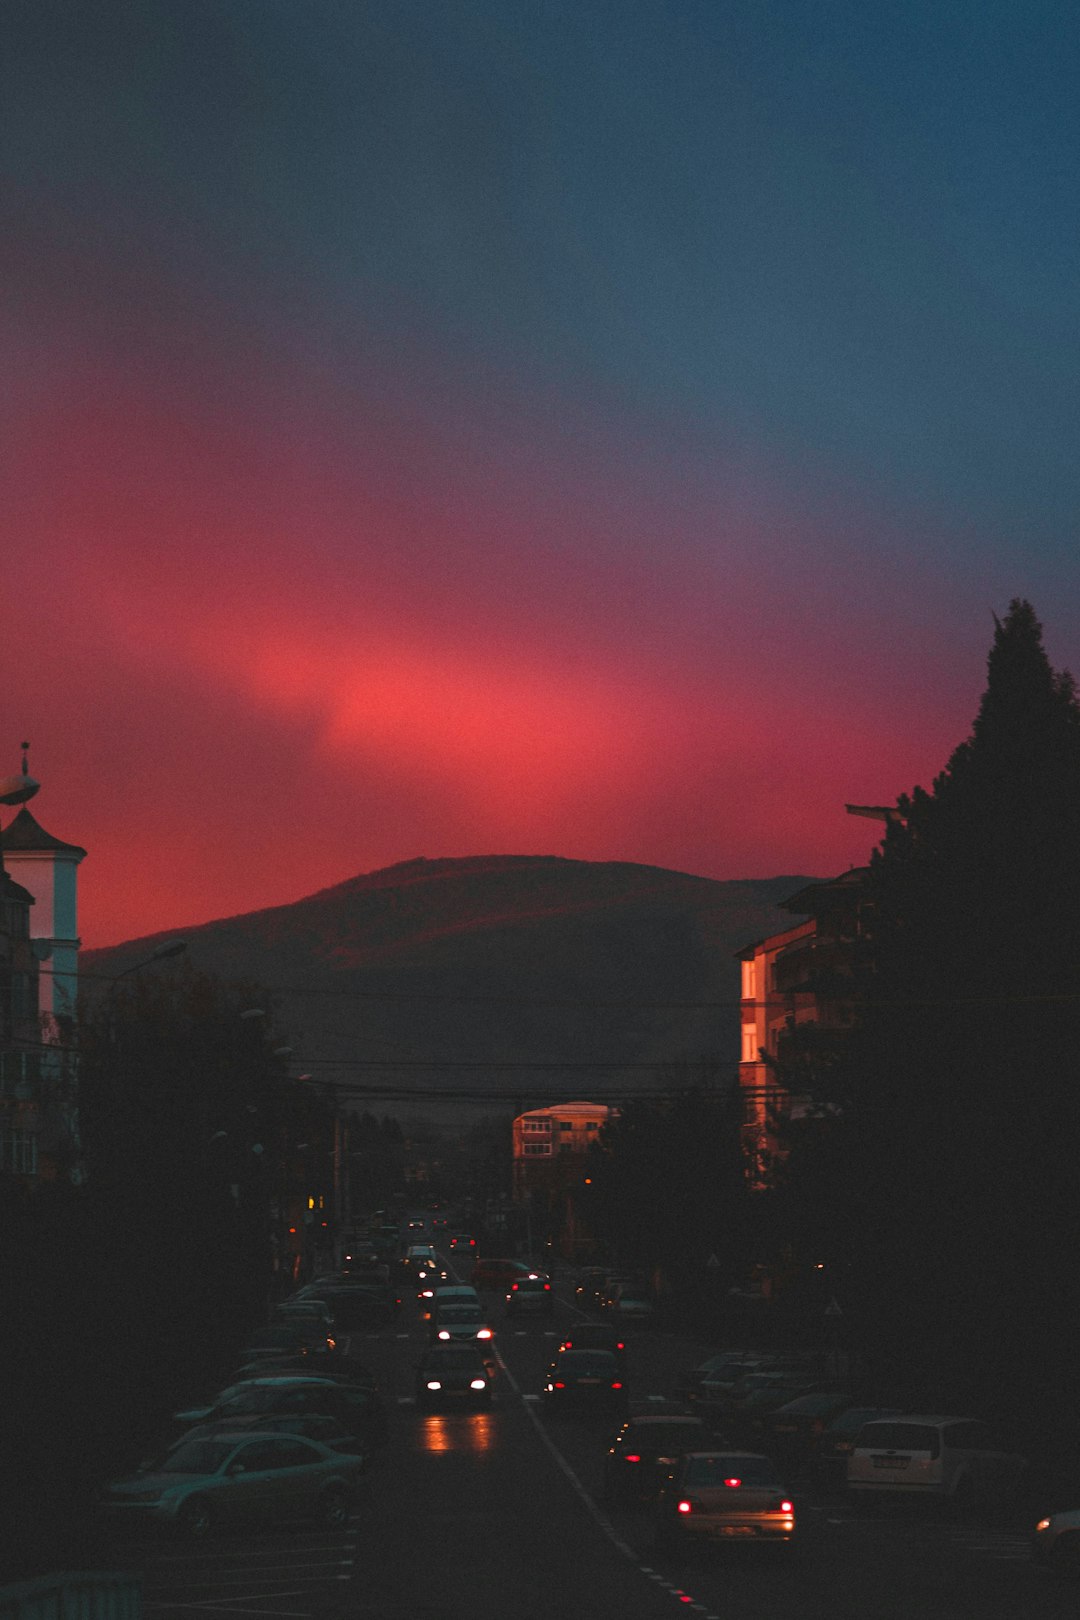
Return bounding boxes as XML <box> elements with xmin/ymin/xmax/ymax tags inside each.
<box><xmin>523</xmin><ymin>1118</ymin><xmax>550</xmax><ymax>1134</ymax></box>
<box><xmin>586</xmin><ymin>1122</ymin><xmax>598</xmax><ymax>1131</ymax></box>
<box><xmin>741</xmin><ymin>959</ymin><xmax>757</xmax><ymax>1000</ymax></box>
<box><xmin>0</xmin><ymin>1129</ymin><xmax>37</xmax><ymax>1176</ymax></box>
<box><xmin>558</xmin><ymin>1119</ymin><xmax>573</xmax><ymax>1130</ymax></box>
<box><xmin>523</xmin><ymin>1143</ymin><xmax>551</xmax><ymax>1157</ymax></box>
<box><xmin>741</xmin><ymin>1025</ymin><xmax>759</xmax><ymax>1064</ymax></box>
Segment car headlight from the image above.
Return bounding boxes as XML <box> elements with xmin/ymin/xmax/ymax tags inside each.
<box><xmin>477</xmin><ymin>1328</ymin><xmax>492</xmax><ymax>1339</ymax></box>
<box><xmin>438</xmin><ymin>1329</ymin><xmax>450</xmax><ymax>1340</ymax></box>
<box><xmin>426</xmin><ymin>1380</ymin><xmax>442</xmax><ymax>1391</ymax></box>
<box><xmin>1035</xmin><ymin>1518</ymin><xmax>1052</xmax><ymax>1534</ymax></box>
<box><xmin>470</xmin><ymin>1379</ymin><xmax>487</xmax><ymax>1391</ymax></box>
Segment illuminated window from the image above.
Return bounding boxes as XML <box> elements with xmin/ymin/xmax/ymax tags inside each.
<box><xmin>741</xmin><ymin>959</ymin><xmax>757</xmax><ymax>999</ymax></box>
<box><xmin>741</xmin><ymin>1025</ymin><xmax>759</xmax><ymax>1064</ymax></box>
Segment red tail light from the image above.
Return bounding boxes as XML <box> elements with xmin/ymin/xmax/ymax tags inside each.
<box><xmin>780</xmin><ymin>1500</ymin><xmax>794</xmax><ymax>1513</ymax></box>
<box><xmin>724</xmin><ymin>1477</ymin><xmax>742</xmax><ymax>1488</ymax></box>
<box><xmin>677</xmin><ymin>1500</ymin><xmax>693</xmax><ymax>1514</ymax></box>
<box><xmin>554</xmin><ymin>1381</ymin><xmax>565</xmax><ymax>1388</ymax></box>
<box><xmin>543</xmin><ymin>1283</ymin><xmax>551</xmax><ymax>1291</ymax></box>
<box><xmin>611</xmin><ymin>1381</ymin><xmax>623</xmax><ymax>1389</ymax></box>
<box><xmin>624</xmin><ymin>1454</ymin><xmax>641</xmax><ymax>1463</ymax></box>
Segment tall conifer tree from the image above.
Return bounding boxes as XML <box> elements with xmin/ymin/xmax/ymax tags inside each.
<box><xmin>827</xmin><ymin>602</ymin><xmax>1080</xmax><ymax>1416</ymax></box>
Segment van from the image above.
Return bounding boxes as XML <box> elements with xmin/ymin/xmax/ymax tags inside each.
<box><xmin>847</xmin><ymin>1415</ymin><xmax>1026</xmax><ymax>1503</ymax></box>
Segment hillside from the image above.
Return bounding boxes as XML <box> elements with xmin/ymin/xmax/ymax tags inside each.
<box><xmin>82</xmin><ymin>856</ymin><xmax>819</xmax><ymax>1121</ymax></box>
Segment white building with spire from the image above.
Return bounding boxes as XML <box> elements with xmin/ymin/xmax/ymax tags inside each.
<box><xmin>1</xmin><ymin>804</ymin><xmax>86</xmax><ymax>1035</ymax></box>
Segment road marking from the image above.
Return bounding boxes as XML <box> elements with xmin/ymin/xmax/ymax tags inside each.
<box><xmin>497</xmin><ymin>1348</ymin><xmax>721</xmax><ymax>1620</ymax></box>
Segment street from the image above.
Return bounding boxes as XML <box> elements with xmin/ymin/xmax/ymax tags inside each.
<box><xmin>99</xmin><ymin>1262</ymin><xmax>1079</xmax><ymax>1620</ymax></box>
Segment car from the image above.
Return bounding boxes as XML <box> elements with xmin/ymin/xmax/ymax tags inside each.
<box><xmin>472</xmin><ymin>1258</ymin><xmax>537</xmax><ymax>1291</ymax></box>
<box><xmin>415</xmin><ymin>1344</ymin><xmax>493</xmax><ymax>1410</ymax></box>
<box><xmin>102</xmin><ymin>1432</ymin><xmax>365</xmax><ymax>1539</ymax></box>
<box><xmin>303</xmin><ymin>1282</ymin><xmax>401</xmax><ymax>1327</ymax></box>
<box><xmin>430</xmin><ymin>1301</ymin><xmax>496</xmax><ymax>1349</ymax></box>
<box><xmin>728</xmin><ymin>1381</ymin><xmax>828</xmax><ymax>1445</ymax></box>
<box><xmin>678</xmin><ymin>1352</ymin><xmax>764</xmax><ymax>1405</ymax></box>
<box><xmin>427</xmin><ymin>1284</ymin><xmax>479</xmax><ymax>1315</ymax></box>
<box><xmin>608</xmin><ymin>1283</ymin><xmax>656</xmax><ymax>1323</ymax></box>
<box><xmin>1033</xmin><ymin>1506</ymin><xmax>1080</xmax><ymax>1577</ymax></box>
<box><xmin>654</xmin><ymin>1451</ymin><xmax>797</xmax><ymax>1554</ymax></box>
<box><xmin>604</xmin><ymin>1414</ymin><xmax>713</xmax><ymax>1500</ymax></box>
<box><xmin>243</xmin><ymin>1322</ymin><xmax>338</xmax><ymax>1361</ymax></box>
<box><xmin>556</xmin><ymin>1323</ymin><xmax>626</xmax><ymax>1360</ymax></box>
<box><xmin>505</xmin><ymin>1276</ymin><xmax>555</xmax><ymax>1316</ymax></box>
<box><xmin>811</xmin><ymin>1405</ymin><xmax>903</xmax><ymax>1483</ymax></box>
<box><xmin>574</xmin><ymin>1267</ymin><xmax>608</xmax><ymax>1309</ymax></box>
<box><xmin>448</xmin><ymin>1232</ymin><xmax>477</xmax><ymax>1251</ymax></box>
<box><xmin>175</xmin><ymin>1375</ymin><xmax>389</xmax><ymax>1450</ymax></box>
<box><xmin>273</xmin><ymin>1299</ymin><xmax>336</xmax><ymax>1331</ymax></box>
<box><xmin>168</xmin><ymin>1411</ymin><xmax>360</xmax><ymax>1455</ymax></box>
<box><xmin>708</xmin><ymin>1367</ymin><xmax>820</xmax><ymax>1422</ymax></box>
<box><xmin>542</xmin><ymin>1348</ymin><xmax>627</xmax><ymax>1414</ymax></box>
<box><xmin>846</xmin><ymin>1415</ymin><xmax>1027</xmax><ymax>1505</ymax></box>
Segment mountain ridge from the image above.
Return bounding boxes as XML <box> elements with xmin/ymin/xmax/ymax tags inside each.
<box><xmin>83</xmin><ymin>855</ymin><xmax>821</xmax><ymax>1120</ymax></box>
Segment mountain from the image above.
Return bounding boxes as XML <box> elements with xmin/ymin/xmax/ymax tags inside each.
<box><xmin>81</xmin><ymin>855</ymin><xmax>818</xmax><ymax>1122</ymax></box>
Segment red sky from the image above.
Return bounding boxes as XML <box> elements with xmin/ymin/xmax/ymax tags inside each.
<box><xmin>5</xmin><ymin>3</ymin><xmax>1077</xmax><ymax>946</ymax></box>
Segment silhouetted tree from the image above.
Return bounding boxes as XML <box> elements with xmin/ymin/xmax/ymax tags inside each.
<box><xmin>794</xmin><ymin>602</ymin><xmax>1080</xmax><ymax>1419</ymax></box>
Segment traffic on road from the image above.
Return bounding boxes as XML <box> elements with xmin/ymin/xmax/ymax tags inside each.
<box><xmin>96</xmin><ymin>1209</ymin><xmax>1080</xmax><ymax>1620</ymax></box>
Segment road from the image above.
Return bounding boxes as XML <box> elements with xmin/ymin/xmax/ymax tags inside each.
<box><xmin>104</xmin><ymin>1266</ymin><xmax>1077</xmax><ymax>1620</ymax></box>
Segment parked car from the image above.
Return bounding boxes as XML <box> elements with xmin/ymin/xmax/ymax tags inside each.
<box><xmin>102</xmin><ymin>1432</ymin><xmax>365</xmax><ymax>1539</ymax></box>
<box><xmin>415</xmin><ymin>1344</ymin><xmax>493</xmax><ymax>1410</ymax></box>
<box><xmin>654</xmin><ymin>1451</ymin><xmax>797</xmax><ymax>1555</ymax></box>
<box><xmin>678</xmin><ymin>1352</ymin><xmax>766</xmax><ymax>1406</ymax></box>
<box><xmin>1033</xmin><ymin>1507</ymin><xmax>1080</xmax><ymax>1578</ymax></box>
<box><xmin>762</xmin><ymin>1392</ymin><xmax>857</xmax><ymax>1464</ymax></box>
<box><xmin>242</xmin><ymin>1322</ymin><xmax>337</xmax><ymax>1361</ymax></box>
<box><xmin>505</xmin><ymin>1276</ymin><xmax>555</xmax><ymax>1316</ymax></box>
<box><xmin>847</xmin><ymin>1415</ymin><xmax>1027</xmax><ymax>1505</ymax></box>
<box><xmin>732</xmin><ymin>1382</ymin><xmax>832</xmax><ymax>1445</ymax></box>
<box><xmin>542</xmin><ymin>1349</ymin><xmax>627</xmax><ymax>1415</ymax></box>
<box><xmin>273</xmin><ymin>1299</ymin><xmax>336</xmax><ymax>1331</ymax></box>
<box><xmin>169</xmin><ymin>1411</ymin><xmax>360</xmax><ymax>1455</ymax></box>
<box><xmin>609</xmin><ymin>1283</ymin><xmax>656</xmax><ymax>1324</ymax></box>
<box><xmin>175</xmin><ymin>1375</ymin><xmax>389</xmax><ymax>1451</ymax></box>
<box><xmin>604</xmin><ymin>1414</ymin><xmax>713</xmax><ymax>1500</ymax></box>
<box><xmin>812</xmin><ymin>1405</ymin><xmax>903</xmax><ymax>1484</ymax></box>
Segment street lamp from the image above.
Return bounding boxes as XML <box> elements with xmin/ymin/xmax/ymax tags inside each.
<box><xmin>115</xmin><ymin>939</ymin><xmax>188</xmax><ymax>978</ymax></box>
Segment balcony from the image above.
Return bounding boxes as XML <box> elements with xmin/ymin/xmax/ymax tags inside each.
<box><xmin>773</xmin><ymin>937</ymin><xmax>859</xmax><ymax>997</ymax></box>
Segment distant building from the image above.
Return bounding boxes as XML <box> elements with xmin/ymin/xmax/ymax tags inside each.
<box><xmin>736</xmin><ymin>868</ymin><xmax>871</xmax><ymax>1188</ymax></box>
<box><xmin>0</xmin><ymin>799</ymin><xmax>86</xmax><ymax>1182</ymax></box>
<box><xmin>511</xmin><ymin>1101</ymin><xmax>614</xmax><ymax>1260</ymax></box>
<box><xmin>511</xmin><ymin>1101</ymin><xmax>612</xmax><ymax>1197</ymax></box>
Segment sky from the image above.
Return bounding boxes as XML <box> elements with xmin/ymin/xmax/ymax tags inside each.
<box><xmin>3</xmin><ymin>0</ymin><xmax>1079</xmax><ymax>946</ymax></box>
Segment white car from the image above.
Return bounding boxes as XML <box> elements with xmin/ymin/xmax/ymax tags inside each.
<box><xmin>847</xmin><ymin>1415</ymin><xmax>1026</xmax><ymax>1504</ymax></box>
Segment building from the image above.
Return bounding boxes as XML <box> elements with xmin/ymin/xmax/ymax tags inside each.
<box><xmin>0</xmin><ymin>786</ymin><xmax>86</xmax><ymax>1183</ymax></box>
<box><xmin>511</xmin><ymin>1101</ymin><xmax>614</xmax><ymax>1259</ymax></box>
<box><xmin>0</xmin><ymin>851</ymin><xmax>42</xmax><ymax>1180</ymax></box>
<box><xmin>737</xmin><ymin>867</ymin><xmax>871</xmax><ymax>1187</ymax></box>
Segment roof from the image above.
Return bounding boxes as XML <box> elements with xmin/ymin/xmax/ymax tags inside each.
<box><xmin>0</xmin><ymin>807</ymin><xmax>87</xmax><ymax>858</ymax></box>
